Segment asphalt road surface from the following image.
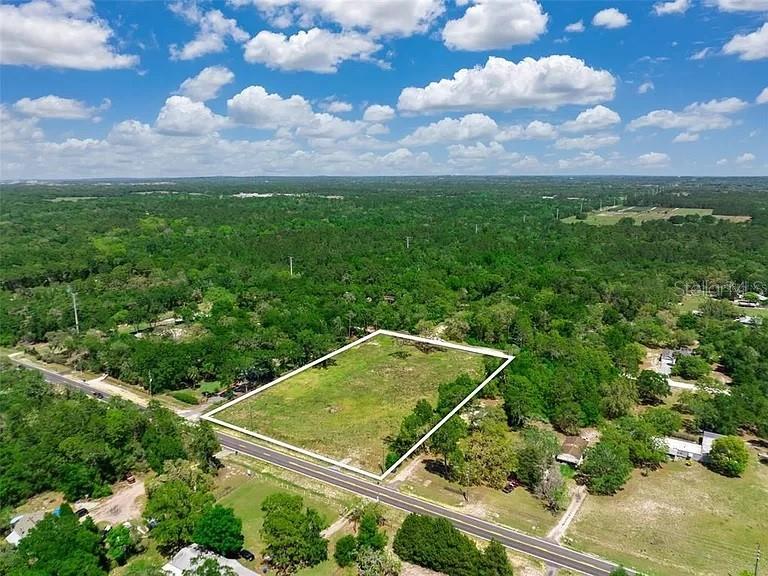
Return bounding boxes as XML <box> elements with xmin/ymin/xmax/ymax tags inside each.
<box><xmin>219</xmin><ymin>434</ymin><xmax>623</xmax><ymax>576</ymax></box>
<box><xmin>11</xmin><ymin>357</ymin><xmax>629</xmax><ymax>576</ymax></box>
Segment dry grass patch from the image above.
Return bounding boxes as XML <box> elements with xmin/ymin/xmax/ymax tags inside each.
<box><xmin>567</xmin><ymin>459</ymin><xmax>768</xmax><ymax>576</ymax></box>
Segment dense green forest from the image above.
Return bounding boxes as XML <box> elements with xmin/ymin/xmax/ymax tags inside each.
<box><xmin>1</xmin><ymin>177</ymin><xmax>767</xmax><ymax>439</ymax></box>
<box><xmin>0</xmin><ymin>365</ymin><xmax>218</xmax><ymax>508</ymax></box>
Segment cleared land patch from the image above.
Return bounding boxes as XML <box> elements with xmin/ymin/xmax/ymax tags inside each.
<box><xmin>567</xmin><ymin>459</ymin><xmax>768</xmax><ymax>576</ymax></box>
<box><xmin>212</xmin><ymin>333</ymin><xmax>489</xmax><ymax>475</ymax></box>
<box><xmin>563</xmin><ymin>206</ymin><xmax>750</xmax><ymax>226</ymax></box>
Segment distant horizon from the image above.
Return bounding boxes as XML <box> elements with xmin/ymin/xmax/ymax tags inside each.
<box><xmin>3</xmin><ymin>173</ymin><xmax>767</xmax><ymax>185</ymax></box>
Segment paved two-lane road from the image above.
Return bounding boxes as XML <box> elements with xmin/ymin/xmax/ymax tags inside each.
<box><xmin>218</xmin><ymin>434</ymin><xmax>623</xmax><ymax>576</ymax></box>
<box><xmin>10</xmin><ymin>356</ymin><xmax>629</xmax><ymax>576</ymax></box>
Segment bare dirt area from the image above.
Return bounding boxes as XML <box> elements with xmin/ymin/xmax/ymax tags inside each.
<box><xmin>82</xmin><ymin>480</ymin><xmax>146</xmax><ymax>525</ymax></box>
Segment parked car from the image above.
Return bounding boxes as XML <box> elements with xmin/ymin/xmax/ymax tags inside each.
<box><xmin>125</xmin><ymin>473</ymin><xmax>136</xmax><ymax>484</ymax></box>
<box><xmin>93</xmin><ymin>392</ymin><xmax>105</xmax><ymax>399</ymax></box>
<box><xmin>75</xmin><ymin>508</ymin><xmax>89</xmax><ymax>518</ymax></box>
<box><xmin>239</xmin><ymin>549</ymin><xmax>255</xmax><ymax>562</ymax></box>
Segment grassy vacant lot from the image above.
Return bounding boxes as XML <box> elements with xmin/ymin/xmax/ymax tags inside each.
<box><xmin>216</xmin><ymin>334</ymin><xmax>486</xmax><ymax>473</ymax></box>
<box><xmin>397</xmin><ymin>459</ymin><xmax>560</xmax><ymax>537</ymax></box>
<box><xmin>563</xmin><ymin>206</ymin><xmax>750</xmax><ymax>226</ymax></box>
<box><xmin>567</xmin><ymin>459</ymin><xmax>768</xmax><ymax>576</ymax></box>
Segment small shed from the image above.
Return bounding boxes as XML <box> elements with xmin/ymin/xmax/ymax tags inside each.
<box><xmin>556</xmin><ymin>436</ymin><xmax>588</xmax><ymax>467</ymax></box>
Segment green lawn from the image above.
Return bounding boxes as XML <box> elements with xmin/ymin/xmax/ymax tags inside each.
<box><xmin>567</xmin><ymin>459</ymin><xmax>768</xmax><ymax>576</ymax></box>
<box><xmin>216</xmin><ymin>334</ymin><xmax>486</xmax><ymax>473</ymax></box>
<box><xmin>217</xmin><ymin>470</ymin><xmax>342</xmax><ymax>552</ymax></box>
<box><xmin>215</xmin><ymin>460</ymin><xmax>352</xmax><ymax>576</ymax></box>
<box><xmin>398</xmin><ymin>459</ymin><xmax>561</xmax><ymax>537</ymax></box>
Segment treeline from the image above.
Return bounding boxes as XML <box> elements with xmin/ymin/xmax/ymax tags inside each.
<box><xmin>0</xmin><ymin>365</ymin><xmax>219</xmax><ymax>507</ymax></box>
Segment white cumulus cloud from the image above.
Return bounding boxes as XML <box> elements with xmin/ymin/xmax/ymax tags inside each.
<box><xmin>400</xmin><ymin>114</ymin><xmax>498</xmax><ymax>146</ymax></box>
<box><xmin>170</xmin><ymin>1</ymin><xmax>248</xmax><ymax>60</ymax></box>
<box><xmin>592</xmin><ymin>8</ymin><xmax>631</xmax><ymax>29</ymax></box>
<box><xmin>397</xmin><ymin>55</ymin><xmax>616</xmax><ymax>113</ymax></box>
<box><xmin>178</xmin><ymin>66</ymin><xmax>235</xmax><ymax>101</ymax></box>
<box><xmin>560</xmin><ymin>105</ymin><xmax>621</xmax><ymax>133</ymax></box>
<box><xmin>757</xmin><ymin>87</ymin><xmax>768</xmax><ymax>104</ymax></box>
<box><xmin>558</xmin><ymin>152</ymin><xmax>609</xmax><ymax>170</ymax></box>
<box><xmin>629</xmin><ymin>97</ymin><xmax>748</xmax><ymax>132</ymax></box>
<box><xmin>228</xmin><ymin>86</ymin><xmax>315</xmax><ymax>129</ymax></box>
<box><xmin>323</xmin><ymin>100</ymin><xmax>353</xmax><ymax>113</ymax></box>
<box><xmin>155</xmin><ymin>96</ymin><xmax>228</xmax><ymax>135</ymax></box>
<box><xmin>653</xmin><ymin>0</ymin><xmax>690</xmax><ymax>15</ymax></box>
<box><xmin>736</xmin><ymin>152</ymin><xmax>756</xmax><ymax>163</ymax></box>
<box><xmin>227</xmin><ymin>85</ymin><xmax>366</xmax><ymax>140</ymax></box>
<box><xmin>244</xmin><ymin>28</ymin><xmax>380</xmax><ymax>73</ymax></box>
<box><xmin>496</xmin><ymin>120</ymin><xmax>557</xmax><ymax>141</ymax></box>
<box><xmin>673</xmin><ymin>132</ymin><xmax>700</xmax><ymax>142</ymax></box>
<box><xmin>442</xmin><ymin>0</ymin><xmax>548</xmax><ymax>51</ymax></box>
<box><xmin>565</xmin><ymin>20</ymin><xmax>585</xmax><ymax>33</ymax></box>
<box><xmin>231</xmin><ymin>0</ymin><xmax>444</xmax><ymax>37</ymax></box>
<box><xmin>14</xmin><ymin>95</ymin><xmax>109</xmax><ymax>119</ymax></box>
<box><xmin>0</xmin><ymin>0</ymin><xmax>137</xmax><ymax>70</ymax></box>
<box><xmin>723</xmin><ymin>22</ymin><xmax>768</xmax><ymax>61</ymax></box>
<box><xmin>363</xmin><ymin>105</ymin><xmax>396</xmax><ymax>123</ymax></box>
<box><xmin>635</xmin><ymin>152</ymin><xmax>670</xmax><ymax>166</ymax></box>
<box><xmin>707</xmin><ymin>0</ymin><xmax>768</xmax><ymax>11</ymax></box>
<box><xmin>555</xmin><ymin>133</ymin><xmax>620</xmax><ymax>150</ymax></box>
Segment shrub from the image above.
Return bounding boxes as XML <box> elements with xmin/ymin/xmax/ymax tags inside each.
<box><xmin>169</xmin><ymin>390</ymin><xmax>199</xmax><ymax>405</ymax></box>
<box><xmin>334</xmin><ymin>535</ymin><xmax>358</xmax><ymax>567</ymax></box>
<box><xmin>707</xmin><ymin>436</ymin><xmax>749</xmax><ymax>477</ymax></box>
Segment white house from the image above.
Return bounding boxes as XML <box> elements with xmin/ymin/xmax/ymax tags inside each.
<box><xmin>662</xmin><ymin>431</ymin><xmax>724</xmax><ymax>462</ymax></box>
<box><xmin>5</xmin><ymin>512</ymin><xmax>45</xmax><ymax>546</ymax></box>
<box><xmin>163</xmin><ymin>545</ymin><xmax>258</xmax><ymax>576</ymax></box>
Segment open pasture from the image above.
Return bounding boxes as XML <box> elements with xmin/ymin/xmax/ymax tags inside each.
<box><xmin>210</xmin><ymin>332</ymin><xmax>499</xmax><ymax>476</ymax></box>
<box><xmin>563</xmin><ymin>206</ymin><xmax>750</xmax><ymax>225</ymax></box>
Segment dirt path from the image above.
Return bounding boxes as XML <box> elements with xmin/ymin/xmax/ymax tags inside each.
<box><xmin>86</xmin><ymin>375</ymin><xmax>150</xmax><ymax>407</ymax></box>
<box><xmin>547</xmin><ymin>485</ymin><xmax>586</xmax><ymax>543</ymax></box>
<box><xmin>321</xmin><ymin>516</ymin><xmax>351</xmax><ymax>539</ymax></box>
<box><xmin>388</xmin><ymin>455</ymin><xmax>424</xmax><ymax>485</ymax></box>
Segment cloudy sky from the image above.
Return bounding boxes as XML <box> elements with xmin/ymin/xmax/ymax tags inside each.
<box><xmin>1</xmin><ymin>0</ymin><xmax>767</xmax><ymax>179</ymax></box>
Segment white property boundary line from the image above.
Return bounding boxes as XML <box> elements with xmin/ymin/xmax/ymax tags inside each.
<box><xmin>203</xmin><ymin>329</ymin><xmax>514</xmax><ymax>481</ymax></box>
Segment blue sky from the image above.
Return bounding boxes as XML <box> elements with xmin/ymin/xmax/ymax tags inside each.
<box><xmin>1</xmin><ymin>0</ymin><xmax>766</xmax><ymax>178</ymax></box>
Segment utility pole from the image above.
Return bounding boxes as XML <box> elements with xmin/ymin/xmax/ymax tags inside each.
<box><xmin>67</xmin><ymin>286</ymin><xmax>80</xmax><ymax>334</ymax></box>
<box><xmin>405</xmin><ymin>236</ymin><xmax>411</xmax><ymax>249</ymax></box>
<box><xmin>556</xmin><ymin>207</ymin><xmax>560</xmax><ymax>220</ymax></box>
<box><xmin>580</xmin><ymin>198</ymin><xmax>585</xmax><ymax>213</ymax></box>
<box><xmin>289</xmin><ymin>256</ymin><xmax>293</xmax><ymax>276</ymax></box>
<box><xmin>755</xmin><ymin>544</ymin><xmax>761</xmax><ymax>576</ymax></box>
<box><xmin>148</xmin><ymin>371</ymin><xmax>153</xmax><ymax>397</ymax></box>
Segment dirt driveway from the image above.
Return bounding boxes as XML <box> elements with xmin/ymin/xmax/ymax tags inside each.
<box><xmin>82</xmin><ymin>480</ymin><xmax>146</xmax><ymax>525</ymax></box>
